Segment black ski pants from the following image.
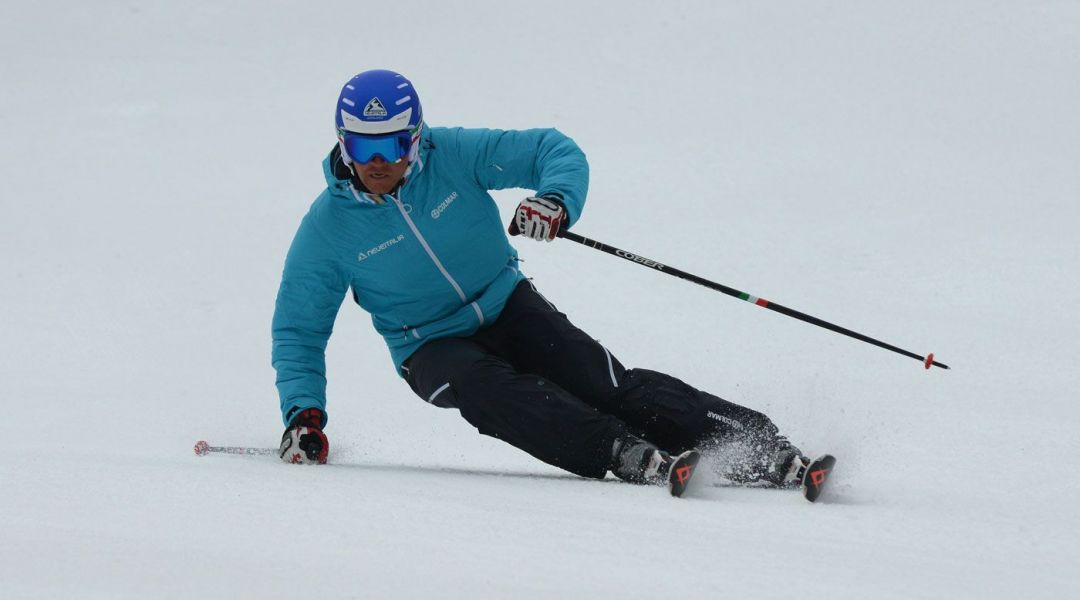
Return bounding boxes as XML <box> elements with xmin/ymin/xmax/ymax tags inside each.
<box><xmin>402</xmin><ymin>280</ymin><xmax>780</xmax><ymax>479</ymax></box>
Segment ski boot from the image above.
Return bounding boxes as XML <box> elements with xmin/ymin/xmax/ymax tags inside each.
<box><xmin>721</xmin><ymin>436</ymin><xmax>809</xmax><ymax>489</ymax></box>
<box><xmin>611</xmin><ymin>435</ymin><xmax>701</xmax><ymax>498</ymax></box>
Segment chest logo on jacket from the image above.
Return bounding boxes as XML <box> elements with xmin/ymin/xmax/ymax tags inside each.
<box><xmin>431</xmin><ymin>191</ymin><xmax>459</xmax><ymax>219</ymax></box>
<box><xmin>358</xmin><ymin>234</ymin><xmax>406</xmax><ymax>262</ymax></box>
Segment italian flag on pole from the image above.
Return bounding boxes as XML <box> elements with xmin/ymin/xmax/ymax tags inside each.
<box><xmin>738</xmin><ymin>292</ymin><xmax>770</xmax><ymax>308</ymax></box>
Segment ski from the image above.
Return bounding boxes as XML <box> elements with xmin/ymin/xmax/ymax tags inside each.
<box><xmin>664</xmin><ymin>449</ymin><xmax>701</xmax><ymax>498</ymax></box>
<box><xmin>707</xmin><ymin>453</ymin><xmax>838</xmax><ymax>502</ymax></box>
<box><xmin>799</xmin><ymin>454</ymin><xmax>836</xmax><ymax>502</ymax></box>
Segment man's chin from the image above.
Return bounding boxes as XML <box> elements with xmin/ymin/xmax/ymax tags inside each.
<box><xmin>362</xmin><ymin>178</ymin><xmax>397</xmax><ymax>195</ymax></box>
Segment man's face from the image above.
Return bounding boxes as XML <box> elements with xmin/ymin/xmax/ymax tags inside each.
<box><xmin>354</xmin><ymin>155</ymin><xmax>409</xmax><ymax>195</ymax></box>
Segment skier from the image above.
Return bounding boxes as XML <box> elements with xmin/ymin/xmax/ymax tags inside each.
<box><xmin>273</xmin><ymin>69</ymin><xmax>809</xmax><ymax>493</ymax></box>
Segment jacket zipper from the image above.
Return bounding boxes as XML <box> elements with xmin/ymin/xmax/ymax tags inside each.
<box><xmin>390</xmin><ymin>194</ymin><xmax>485</xmax><ymax>326</ymax></box>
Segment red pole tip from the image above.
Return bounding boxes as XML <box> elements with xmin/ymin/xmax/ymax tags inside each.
<box><xmin>194</xmin><ymin>440</ymin><xmax>210</xmax><ymax>456</ymax></box>
<box><xmin>924</xmin><ymin>353</ymin><xmax>934</xmax><ymax>370</ymax></box>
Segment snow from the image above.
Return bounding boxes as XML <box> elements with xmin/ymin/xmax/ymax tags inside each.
<box><xmin>2</xmin><ymin>1</ymin><xmax>1079</xmax><ymax>597</ymax></box>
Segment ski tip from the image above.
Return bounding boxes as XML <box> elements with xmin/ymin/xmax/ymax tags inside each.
<box><xmin>669</xmin><ymin>450</ymin><xmax>701</xmax><ymax>498</ymax></box>
<box><xmin>802</xmin><ymin>454</ymin><xmax>836</xmax><ymax>503</ymax></box>
<box><xmin>193</xmin><ymin>440</ymin><xmax>210</xmax><ymax>456</ymax></box>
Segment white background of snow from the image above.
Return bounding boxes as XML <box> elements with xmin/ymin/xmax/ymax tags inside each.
<box><xmin>2</xmin><ymin>1</ymin><xmax>1078</xmax><ymax>598</ymax></box>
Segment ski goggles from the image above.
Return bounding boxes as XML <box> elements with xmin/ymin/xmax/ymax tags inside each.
<box><xmin>339</xmin><ymin>128</ymin><xmax>416</xmax><ymax>165</ymax></box>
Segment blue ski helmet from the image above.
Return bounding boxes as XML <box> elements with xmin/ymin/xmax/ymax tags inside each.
<box><xmin>335</xmin><ymin>70</ymin><xmax>424</xmax><ymax>166</ymax></box>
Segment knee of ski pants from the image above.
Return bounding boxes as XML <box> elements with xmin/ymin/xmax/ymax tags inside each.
<box><xmin>447</xmin><ymin>355</ymin><xmax>522</xmax><ymax>409</ymax></box>
<box><xmin>404</xmin><ymin>345</ymin><xmax>515</xmax><ymax>411</ymax></box>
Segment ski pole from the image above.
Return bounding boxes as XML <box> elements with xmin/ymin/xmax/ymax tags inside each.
<box><xmin>194</xmin><ymin>440</ymin><xmax>277</xmax><ymax>457</ymax></box>
<box><xmin>556</xmin><ymin>230</ymin><xmax>949</xmax><ymax>370</ymax></box>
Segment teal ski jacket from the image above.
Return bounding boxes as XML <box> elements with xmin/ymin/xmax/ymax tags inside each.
<box><xmin>272</xmin><ymin>126</ymin><xmax>589</xmax><ymax>425</ymax></box>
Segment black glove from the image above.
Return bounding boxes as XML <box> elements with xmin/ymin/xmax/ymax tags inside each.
<box><xmin>279</xmin><ymin>408</ymin><xmax>329</xmax><ymax>464</ymax></box>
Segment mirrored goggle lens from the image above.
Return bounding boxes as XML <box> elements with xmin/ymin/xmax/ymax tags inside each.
<box><xmin>342</xmin><ymin>131</ymin><xmax>412</xmax><ymax>165</ymax></box>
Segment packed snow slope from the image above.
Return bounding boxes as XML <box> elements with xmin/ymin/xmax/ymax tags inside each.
<box><xmin>2</xmin><ymin>1</ymin><xmax>1078</xmax><ymax>598</ymax></box>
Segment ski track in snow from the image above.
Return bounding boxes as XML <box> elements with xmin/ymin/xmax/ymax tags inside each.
<box><xmin>2</xmin><ymin>1</ymin><xmax>1079</xmax><ymax>598</ymax></box>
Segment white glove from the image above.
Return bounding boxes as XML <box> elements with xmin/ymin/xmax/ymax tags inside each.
<box><xmin>509</xmin><ymin>196</ymin><xmax>566</xmax><ymax>242</ymax></box>
<box><xmin>278</xmin><ymin>408</ymin><xmax>328</xmax><ymax>464</ymax></box>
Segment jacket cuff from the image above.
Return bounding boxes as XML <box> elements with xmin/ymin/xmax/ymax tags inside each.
<box><xmin>283</xmin><ymin>401</ymin><xmax>328</xmax><ymax>428</ymax></box>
